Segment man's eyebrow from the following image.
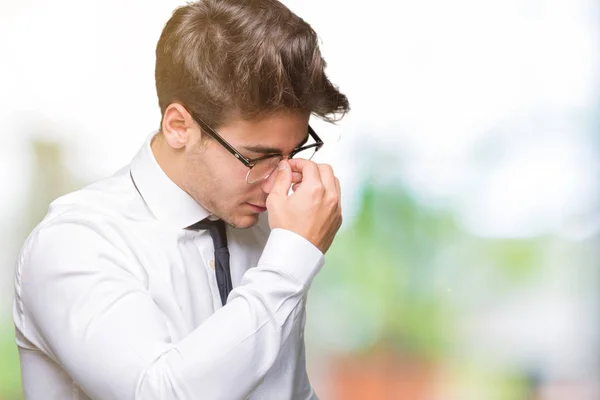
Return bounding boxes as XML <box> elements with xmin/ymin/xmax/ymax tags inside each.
<box><xmin>242</xmin><ymin>134</ymin><xmax>309</xmax><ymax>155</ymax></box>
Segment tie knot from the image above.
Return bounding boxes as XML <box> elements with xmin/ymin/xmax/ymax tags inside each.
<box><xmin>187</xmin><ymin>218</ymin><xmax>228</xmax><ymax>249</ymax></box>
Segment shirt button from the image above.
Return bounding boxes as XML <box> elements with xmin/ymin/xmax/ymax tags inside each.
<box><xmin>209</xmin><ymin>260</ymin><xmax>215</xmax><ymax>270</ymax></box>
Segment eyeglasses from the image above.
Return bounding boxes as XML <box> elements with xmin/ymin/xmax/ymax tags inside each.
<box><xmin>188</xmin><ymin>109</ymin><xmax>324</xmax><ymax>184</ymax></box>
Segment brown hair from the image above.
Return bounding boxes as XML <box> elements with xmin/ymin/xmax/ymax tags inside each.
<box><xmin>155</xmin><ymin>0</ymin><xmax>349</xmax><ymax>129</ymax></box>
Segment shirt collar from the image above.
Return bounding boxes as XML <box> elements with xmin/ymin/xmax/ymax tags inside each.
<box><xmin>130</xmin><ymin>131</ymin><xmax>211</xmax><ymax>229</ymax></box>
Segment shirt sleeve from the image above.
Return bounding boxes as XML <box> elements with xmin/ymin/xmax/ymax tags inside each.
<box><xmin>14</xmin><ymin>217</ymin><xmax>324</xmax><ymax>400</ymax></box>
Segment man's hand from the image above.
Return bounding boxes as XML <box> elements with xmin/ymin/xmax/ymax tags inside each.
<box><xmin>266</xmin><ymin>159</ymin><xmax>342</xmax><ymax>254</ymax></box>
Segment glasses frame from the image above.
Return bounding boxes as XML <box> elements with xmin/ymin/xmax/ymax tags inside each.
<box><xmin>188</xmin><ymin>109</ymin><xmax>324</xmax><ymax>183</ymax></box>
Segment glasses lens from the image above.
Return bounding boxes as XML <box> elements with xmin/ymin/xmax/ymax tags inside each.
<box><xmin>247</xmin><ymin>156</ymin><xmax>283</xmax><ymax>184</ymax></box>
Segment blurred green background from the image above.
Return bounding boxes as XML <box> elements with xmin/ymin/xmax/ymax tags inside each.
<box><xmin>1</xmin><ymin>0</ymin><xmax>599</xmax><ymax>399</ymax></box>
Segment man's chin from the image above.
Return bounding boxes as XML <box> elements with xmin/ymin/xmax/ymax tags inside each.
<box><xmin>225</xmin><ymin>213</ymin><xmax>260</xmax><ymax>229</ymax></box>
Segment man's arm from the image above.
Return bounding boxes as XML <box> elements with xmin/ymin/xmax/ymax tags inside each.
<box><xmin>15</xmin><ymin>219</ymin><xmax>323</xmax><ymax>400</ymax></box>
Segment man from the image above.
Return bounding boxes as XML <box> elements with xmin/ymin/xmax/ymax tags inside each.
<box><xmin>12</xmin><ymin>0</ymin><xmax>349</xmax><ymax>399</ymax></box>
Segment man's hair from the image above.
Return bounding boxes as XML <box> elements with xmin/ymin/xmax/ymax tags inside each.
<box><xmin>155</xmin><ymin>0</ymin><xmax>350</xmax><ymax>129</ymax></box>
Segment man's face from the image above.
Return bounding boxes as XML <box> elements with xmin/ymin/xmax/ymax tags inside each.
<box><xmin>182</xmin><ymin>110</ymin><xmax>310</xmax><ymax>229</ymax></box>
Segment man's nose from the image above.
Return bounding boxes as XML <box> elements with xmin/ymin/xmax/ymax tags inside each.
<box><xmin>260</xmin><ymin>168</ymin><xmax>279</xmax><ymax>194</ymax></box>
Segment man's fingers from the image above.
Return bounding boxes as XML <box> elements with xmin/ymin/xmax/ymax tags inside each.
<box><xmin>292</xmin><ymin>172</ymin><xmax>302</xmax><ymax>184</ymax></box>
<box><xmin>286</xmin><ymin>159</ymin><xmax>322</xmax><ymax>186</ymax></box>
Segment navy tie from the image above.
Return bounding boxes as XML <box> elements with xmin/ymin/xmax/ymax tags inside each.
<box><xmin>187</xmin><ymin>218</ymin><xmax>232</xmax><ymax>306</ymax></box>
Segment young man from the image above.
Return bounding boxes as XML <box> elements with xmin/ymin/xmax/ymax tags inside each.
<box><xmin>13</xmin><ymin>0</ymin><xmax>349</xmax><ymax>399</ymax></box>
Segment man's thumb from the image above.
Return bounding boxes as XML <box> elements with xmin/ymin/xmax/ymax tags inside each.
<box><xmin>271</xmin><ymin>161</ymin><xmax>292</xmax><ymax>195</ymax></box>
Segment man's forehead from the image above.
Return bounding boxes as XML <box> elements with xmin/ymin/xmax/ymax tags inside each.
<box><xmin>241</xmin><ymin>131</ymin><xmax>310</xmax><ymax>155</ymax></box>
<box><xmin>221</xmin><ymin>109</ymin><xmax>311</xmax><ymax>153</ymax></box>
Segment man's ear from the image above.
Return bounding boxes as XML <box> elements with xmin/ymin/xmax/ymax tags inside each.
<box><xmin>161</xmin><ymin>103</ymin><xmax>196</xmax><ymax>149</ymax></box>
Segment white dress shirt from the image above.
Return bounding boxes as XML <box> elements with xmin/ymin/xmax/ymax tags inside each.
<box><xmin>12</xmin><ymin>132</ymin><xmax>324</xmax><ymax>400</ymax></box>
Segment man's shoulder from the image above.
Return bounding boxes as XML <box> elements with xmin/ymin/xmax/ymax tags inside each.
<box><xmin>47</xmin><ymin>165</ymin><xmax>148</xmax><ymax>224</ymax></box>
<box><xmin>22</xmin><ymin>166</ymin><xmax>144</xmax><ymax>254</ymax></box>
<box><xmin>53</xmin><ymin>165</ymin><xmax>136</xmax><ymax>210</ymax></box>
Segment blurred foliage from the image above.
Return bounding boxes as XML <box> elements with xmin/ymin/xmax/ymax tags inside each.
<box><xmin>477</xmin><ymin>239</ymin><xmax>545</xmax><ymax>282</ymax></box>
<box><xmin>309</xmin><ymin>179</ymin><xmax>548</xmax><ymax>362</ymax></box>
<box><xmin>311</xmin><ymin>182</ymin><xmax>458</xmax><ymax>357</ymax></box>
<box><xmin>440</xmin><ymin>360</ymin><xmax>535</xmax><ymax>400</ymax></box>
